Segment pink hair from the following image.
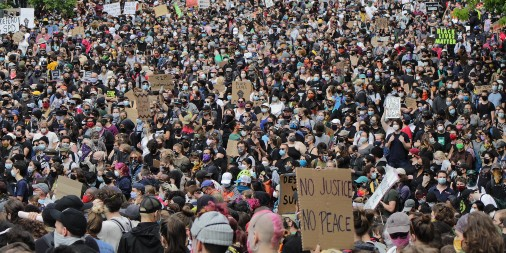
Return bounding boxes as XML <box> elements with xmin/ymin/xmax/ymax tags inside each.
<box><xmin>115</xmin><ymin>162</ymin><xmax>129</xmax><ymax>176</ymax></box>
<box><xmin>251</xmin><ymin>210</ymin><xmax>284</xmax><ymax>249</ymax></box>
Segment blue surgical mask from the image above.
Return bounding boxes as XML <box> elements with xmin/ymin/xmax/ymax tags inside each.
<box><xmin>371</xmin><ymin>172</ymin><xmax>377</xmax><ymax>180</ymax></box>
<box><xmin>299</xmin><ymin>160</ymin><xmax>307</xmax><ymax>167</ymax></box>
<box><xmin>279</xmin><ymin>149</ymin><xmax>286</xmax><ymax>156</ymax></box>
<box><xmin>368</xmin><ymin>111</ymin><xmax>374</xmax><ymax>116</ymax></box>
<box><xmin>38</xmin><ymin>144</ymin><xmax>46</xmax><ymax>150</ymax></box>
<box><xmin>130</xmin><ymin>191</ymin><xmax>137</xmax><ymax>199</ymax></box>
<box><xmin>142</xmin><ymin>84</ymin><xmax>149</xmax><ymax>90</ymax></box>
<box><xmin>5</xmin><ymin>163</ymin><xmax>12</xmax><ymax>170</ymax></box>
<box><xmin>437</xmin><ymin>178</ymin><xmax>447</xmax><ymax>185</ymax></box>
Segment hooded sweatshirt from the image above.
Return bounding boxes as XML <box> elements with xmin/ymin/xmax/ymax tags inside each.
<box><xmin>117</xmin><ymin>222</ymin><xmax>163</xmax><ymax>253</ymax></box>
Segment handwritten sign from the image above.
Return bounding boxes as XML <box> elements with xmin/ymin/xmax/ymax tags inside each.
<box><xmin>350</xmin><ymin>55</ymin><xmax>358</xmax><ymax>67</ymax></box>
<box><xmin>19</xmin><ymin>8</ymin><xmax>35</xmax><ymax>29</ymax></box>
<box><xmin>364</xmin><ymin>165</ymin><xmax>399</xmax><ymax>210</ymax></box>
<box><xmin>264</xmin><ymin>0</ymin><xmax>274</xmax><ymax>8</ymax></box>
<box><xmin>226</xmin><ymin>140</ymin><xmax>239</xmax><ymax>157</ymax></box>
<box><xmin>12</xmin><ymin>32</ymin><xmax>24</xmax><ymax>44</ymax></box>
<box><xmin>278</xmin><ymin>173</ymin><xmax>297</xmax><ymax>214</ymax></box>
<box><xmin>474</xmin><ymin>85</ymin><xmax>491</xmax><ymax>95</ymax></box>
<box><xmin>435</xmin><ymin>28</ymin><xmax>456</xmax><ymax>44</ymax></box>
<box><xmin>106</xmin><ymin>91</ymin><xmax>116</xmax><ymax>98</ymax></box>
<box><xmin>154</xmin><ymin>4</ymin><xmax>169</xmax><ymax>17</ymax></box>
<box><xmin>124</xmin><ymin>90</ymin><xmax>136</xmax><ymax>108</ymax></box>
<box><xmin>376</xmin><ymin>18</ymin><xmax>389</xmax><ymax>29</ymax></box>
<box><xmin>123</xmin><ymin>1</ymin><xmax>138</xmax><ymax>15</ymax></box>
<box><xmin>186</xmin><ymin>0</ymin><xmax>198</xmax><ymax>7</ymax></box>
<box><xmin>124</xmin><ymin>107</ymin><xmax>138</xmax><ymax>121</ymax></box>
<box><xmin>148</xmin><ymin>74</ymin><xmax>173</xmax><ymax>90</ymax></box>
<box><xmin>0</xmin><ymin>17</ymin><xmax>20</xmax><ymax>34</ymax></box>
<box><xmin>55</xmin><ymin>176</ymin><xmax>83</xmax><ymax>199</ymax></box>
<box><xmin>135</xmin><ymin>90</ymin><xmax>151</xmax><ymax>119</ymax></box>
<box><xmin>405</xmin><ymin>97</ymin><xmax>417</xmax><ymax>109</ymax></box>
<box><xmin>232</xmin><ymin>80</ymin><xmax>253</xmax><ymax>104</ymax></box>
<box><xmin>198</xmin><ymin>0</ymin><xmax>210</xmax><ymax>8</ymax></box>
<box><xmin>296</xmin><ymin>168</ymin><xmax>354</xmax><ymax>250</ymax></box>
<box><xmin>385</xmin><ymin>96</ymin><xmax>401</xmax><ymax>119</ymax></box>
<box><xmin>173</xmin><ymin>3</ymin><xmax>183</xmax><ymax>18</ymax></box>
<box><xmin>103</xmin><ymin>2</ymin><xmax>121</xmax><ymax>17</ymax></box>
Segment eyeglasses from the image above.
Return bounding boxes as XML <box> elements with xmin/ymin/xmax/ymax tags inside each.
<box><xmin>390</xmin><ymin>232</ymin><xmax>408</xmax><ymax>239</ymax></box>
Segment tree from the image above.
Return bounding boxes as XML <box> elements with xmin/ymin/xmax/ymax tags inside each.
<box><xmin>27</xmin><ymin>0</ymin><xmax>77</xmax><ymax>18</ymax></box>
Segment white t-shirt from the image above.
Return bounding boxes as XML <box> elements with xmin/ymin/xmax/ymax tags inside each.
<box><xmin>97</xmin><ymin>216</ymin><xmax>134</xmax><ymax>252</ymax></box>
<box><xmin>33</xmin><ymin>131</ymin><xmax>59</xmax><ymax>149</ymax></box>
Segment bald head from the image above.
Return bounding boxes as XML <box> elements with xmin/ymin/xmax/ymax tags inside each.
<box><xmin>247</xmin><ymin>210</ymin><xmax>284</xmax><ymax>252</ymax></box>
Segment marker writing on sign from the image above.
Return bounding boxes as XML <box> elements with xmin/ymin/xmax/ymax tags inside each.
<box><xmin>301</xmin><ymin>209</ymin><xmax>352</xmax><ymax>234</ymax></box>
<box><xmin>320</xmin><ymin>178</ymin><xmax>353</xmax><ymax>198</ymax></box>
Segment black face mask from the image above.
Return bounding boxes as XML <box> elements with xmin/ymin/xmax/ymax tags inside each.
<box><xmin>120</xmin><ymin>127</ymin><xmax>126</xmax><ymax>133</ymax></box>
<box><xmin>174</xmin><ymin>128</ymin><xmax>182</xmax><ymax>135</ymax></box>
<box><xmin>205</xmin><ymin>125</ymin><xmax>213</xmax><ymax>131</ymax></box>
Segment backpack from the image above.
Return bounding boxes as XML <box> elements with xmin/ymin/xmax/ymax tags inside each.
<box><xmin>110</xmin><ymin>218</ymin><xmax>133</xmax><ymax>234</ymax></box>
<box><xmin>493</xmin><ymin>197</ymin><xmax>506</xmax><ymax>209</ymax></box>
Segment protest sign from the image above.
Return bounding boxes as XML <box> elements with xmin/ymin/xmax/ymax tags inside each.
<box><xmin>103</xmin><ymin>2</ymin><xmax>121</xmax><ymax>17</ymax></box>
<box><xmin>405</xmin><ymin>97</ymin><xmax>417</xmax><ymax>109</ymax></box>
<box><xmin>186</xmin><ymin>0</ymin><xmax>198</xmax><ymax>8</ymax></box>
<box><xmin>106</xmin><ymin>91</ymin><xmax>116</xmax><ymax>98</ymax></box>
<box><xmin>265</xmin><ymin>0</ymin><xmax>274</xmax><ymax>8</ymax></box>
<box><xmin>55</xmin><ymin>176</ymin><xmax>83</xmax><ymax>199</ymax></box>
<box><xmin>364</xmin><ymin>165</ymin><xmax>399</xmax><ymax>210</ymax></box>
<box><xmin>12</xmin><ymin>31</ymin><xmax>24</xmax><ymax>44</ymax></box>
<box><xmin>425</xmin><ymin>2</ymin><xmax>439</xmax><ymax>12</ymax></box>
<box><xmin>173</xmin><ymin>3</ymin><xmax>183</xmax><ymax>18</ymax></box>
<box><xmin>51</xmin><ymin>70</ymin><xmax>60</xmax><ymax>80</ymax></box>
<box><xmin>385</xmin><ymin>96</ymin><xmax>401</xmax><ymax>119</ymax></box>
<box><xmin>124</xmin><ymin>90</ymin><xmax>136</xmax><ymax>107</ymax></box>
<box><xmin>278</xmin><ymin>173</ymin><xmax>297</xmax><ymax>214</ymax></box>
<box><xmin>435</xmin><ymin>28</ymin><xmax>456</xmax><ymax>44</ymax></box>
<box><xmin>135</xmin><ymin>90</ymin><xmax>151</xmax><ymax>119</ymax></box>
<box><xmin>124</xmin><ymin>107</ymin><xmax>138</xmax><ymax>121</ymax></box>
<box><xmin>376</xmin><ymin>18</ymin><xmax>389</xmax><ymax>29</ymax></box>
<box><xmin>474</xmin><ymin>85</ymin><xmax>491</xmax><ymax>95</ymax></box>
<box><xmin>0</xmin><ymin>17</ymin><xmax>20</xmax><ymax>34</ymax></box>
<box><xmin>124</xmin><ymin>2</ymin><xmax>138</xmax><ymax>15</ymax></box>
<box><xmin>198</xmin><ymin>0</ymin><xmax>210</xmax><ymax>9</ymax></box>
<box><xmin>148</xmin><ymin>74</ymin><xmax>173</xmax><ymax>90</ymax></box>
<box><xmin>19</xmin><ymin>8</ymin><xmax>35</xmax><ymax>28</ymax></box>
<box><xmin>226</xmin><ymin>140</ymin><xmax>239</xmax><ymax>157</ymax></box>
<box><xmin>296</xmin><ymin>168</ymin><xmax>354</xmax><ymax>250</ymax></box>
<box><xmin>71</xmin><ymin>26</ymin><xmax>85</xmax><ymax>36</ymax></box>
<box><xmin>154</xmin><ymin>4</ymin><xmax>169</xmax><ymax>17</ymax></box>
<box><xmin>232</xmin><ymin>80</ymin><xmax>253</xmax><ymax>104</ymax></box>
<box><xmin>350</xmin><ymin>55</ymin><xmax>358</xmax><ymax>67</ymax></box>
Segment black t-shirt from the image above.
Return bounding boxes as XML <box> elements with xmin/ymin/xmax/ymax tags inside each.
<box><xmin>476</xmin><ymin>101</ymin><xmax>495</xmax><ymax>118</ymax></box>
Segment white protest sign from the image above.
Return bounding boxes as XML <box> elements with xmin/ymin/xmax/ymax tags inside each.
<box><xmin>103</xmin><ymin>2</ymin><xmax>121</xmax><ymax>17</ymax></box>
<box><xmin>124</xmin><ymin>2</ymin><xmax>138</xmax><ymax>15</ymax></box>
<box><xmin>198</xmin><ymin>0</ymin><xmax>210</xmax><ymax>9</ymax></box>
<box><xmin>19</xmin><ymin>8</ymin><xmax>35</xmax><ymax>28</ymax></box>
<box><xmin>385</xmin><ymin>96</ymin><xmax>401</xmax><ymax>119</ymax></box>
<box><xmin>265</xmin><ymin>0</ymin><xmax>274</xmax><ymax>8</ymax></box>
<box><xmin>0</xmin><ymin>17</ymin><xmax>20</xmax><ymax>34</ymax></box>
<box><xmin>363</xmin><ymin>165</ymin><xmax>399</xmax><ymax>210</ymax></box>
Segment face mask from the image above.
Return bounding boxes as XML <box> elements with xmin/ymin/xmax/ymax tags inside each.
<box><xmin>393</xmin><ymin>124</ymin><xmax>400</xmax><ymax>131</ymax></box>
<box><xmin>391</xmin><ymin>237</ymin><xmax>410</xmax><ymax>249</ymax></box>
<box><xmin>449</xmin><ymin>109</ymin><xmax>456</xmax><ymax>115</ymax></box>
<box><xmin>371</xmin><ymin>172</ymin><xmax>377</xmax><ymax>179</ymax></box>
<box><xmin>273</xmin><ymin>191</ymin><xmax>279</xmax><ymax>198</ymax></box>
<box><xmin>97</xmin><ymin>176</ymin><xmax>104</xmax><ymax>182</ymax></box>
<box><xmin>261</xmin><ymin>108</ymin><xmax>268</xmax><ymax>113</ymax></box>
<box><xmin>202</xmin><ymin>154</ymin><xmax>211</xmax><ymax>162</ymax></box>
<box><xmin>437</xmin><ymin>126</ymin><xmax>444</xmax><ymax>131</ymax></box>
<box><xmin>437</xmin><ymin>178</ymin><xmax>446</xmax><ymax>185</ymax></box>
<box><xmin>368</xmin><ymin>111</ymin><xmax>374</xmax><ymax>116</ymax></box>
<box><xmin>28</xmin><ymin>166</ymin><xmax>34</xmax><ymax>173</ymax></box>
<box><xmin>130</xmin><ymin>191</ymin><xmax>137</xmax><ymax>199</ymax></box>
<box><xmin>499</xmin><ymin>113</ymin><xmax>505</xmax><ymax>118</ymax></box>
<box><xmin>456</xmin><ymin>143</ymin><xmax>464</xmax><ymax>150</ymax></box>
<box><xmin>262</xmin><ymin>161</ymin><xmax>270</xmax><ymax>167</ymax></box>
<box><xmin>299</xmin><ymin>160</ymin><xmax>308</xmax><ymax>167</ymax></box>
<box><xmin>279</xmin><ymin>149</ymin><xmax>286</xmax><ymax>156</ymax></box>
<box><xmin>114</xmin><ymin>170</ymin><xmax>120</xmax><ymax>177</ymax></box>
<box><xmin>10</xmin><ymin>169</ymin><xmax>16</xmax><ymax>177</ymax></box>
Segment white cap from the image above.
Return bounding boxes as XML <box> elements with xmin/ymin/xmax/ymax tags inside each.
<box><xmin>396</xmin><ymin>168</ymin><xmax>406</xmax><ymax>175</ymax></box>
<box><xmin>221</xmin><ymin>172</ymin><xmax>233</xmax><ymax>186</ymax></box>
<box><xmin>331</xmin><ymin>119</ymin><xmax>341</xmax><ymax>124</ymax></box>
<box><xmin>237</xmin><ymin>175</ymin><xmax>251</xmax><ymax>184</ymax></box>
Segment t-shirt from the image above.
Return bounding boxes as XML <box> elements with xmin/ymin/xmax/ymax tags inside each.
<box><xmin>382</xmin><ymin>188</ymin><xmax>399</xmax><ymax>217</ymax></box>
<box><xmin>15</xmin><ymin>179</ymin><xmax>29</xmax><ymax>202</ymax></box>
<box><xmin>33</xmin><ymin>131</ymin><xmax>59</xmax><ymax>149</ymax></box>
<box><xmin>98</xmin><ymin>216</ymin><xmax>134</xmax><ymax>253</ymax></box>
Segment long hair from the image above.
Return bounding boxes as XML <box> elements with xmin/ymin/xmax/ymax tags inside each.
<box><xmin>161</xmin><ymin>216</ymin><xmax>188</xmax><ymax>253</ymax></box>
<box><xmin>463</xmin><ymin>212</ymin><xmax>504</xmax><ymax>253</ymax></box>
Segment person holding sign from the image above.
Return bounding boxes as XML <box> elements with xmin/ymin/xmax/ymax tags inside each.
<box><xmin>385</xmin><ymin>118</ymin><xmax>411</xmax><ymax>168</ymax></box>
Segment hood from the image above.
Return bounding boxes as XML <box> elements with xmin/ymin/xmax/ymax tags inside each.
<box><xmin>131</xmin><ymin>222</ymin><xmax>162</xmax><ymax>244</ymax></box>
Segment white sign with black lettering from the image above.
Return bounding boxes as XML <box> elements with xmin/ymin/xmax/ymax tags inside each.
<box><xmin>0</xmin><ymin>17</ymin><xmax>20</xmax><ymax>34</ymax></box>
<box><xmin>104</xmin><ymin>2</ymin><xmax>121</xmax><ymax>17</ymax></box>
<box><xmin>124</xmin><ymin>2</ymin><xmax>137</xmax><ymax>15</ymax></box>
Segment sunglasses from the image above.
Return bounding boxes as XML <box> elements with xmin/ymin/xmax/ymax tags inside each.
<box><xmin>390</xmin><ymin>232</ymin><xmax>408</xmax><ymax>239</ymax></box>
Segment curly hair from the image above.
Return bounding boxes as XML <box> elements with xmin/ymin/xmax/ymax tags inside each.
<box><xmin>432</xmin><ymin>203</ymin><xmax>456</xmax><ymax>227</ymax></box>
<box><xmin>410</xmin><ymin>213</ymin><xmax>434</xmax><ymax>244</ymax></box>
<box><xmin>95</xmin><ymin>187</ymin><xmax>124</xmax><ymax>213</ymax></box>
<box><xmin>16</xmin><ymin>219</ymin><xmax>47</xmax><ymax>240</ymax></box>
<box><xmin>463</xmin><ymin>212</ymin><xmax>504</xmax><ymax>253</ymax></box>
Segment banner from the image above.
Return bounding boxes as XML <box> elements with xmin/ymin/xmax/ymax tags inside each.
<box><xmin>0</xmin><ymin>17</ymin><xmax>20</xmax><ymax>34</ymax></box>
<box><xmin>124</xmin><ymin>2</ymin><xmax>138</xmax><ymax>15</ymax></box>
<box><xmin>296</xmin><ymin>168</ymin><xmax>354</xmax><ymax>250</ymax></box>
<box><xmin>154</xmin><ymin>4</ymin><xmax>169</xmax><ymax>17</ymax></box>
<box><xmin>435</xmin><ymin>28</ymin><xmax>456</xmax><ymax>44</ymax></box>
<box><xmin>278</xmin><ymin>173</ymin><xmax>297</xmax><ymax>214</ymax></box>
<box><xmin>363</xmin><ymin>165</ymin><xmax>399</xmax><ymax>210</ymax></box>
<box><xmin>385</xmin><ymin>96</ymin><xmax>401</xmax><ymax>119</ymax></box>
<box><xmin>103</xmin><ymin>2</ymin><xmax>121</xmax><ymax>17</ymax></box>
<box><xmin>265</xmin><ymin>0</ymin><xmax>274</xmax><ymax>8</ymax></box>
<box><xmin>232</xmin><ymin>80</ymin><xmax>253</xmax><ymax>104</ymax></box>
<box><xmin>198</xmin><ymin>0</ymin><xmax>210</xmax><ymax>9</ymax></box>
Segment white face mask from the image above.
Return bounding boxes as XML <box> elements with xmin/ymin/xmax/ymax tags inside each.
<box><xmin>262</xmin><ymin>161</ymin><xmax>269</xmax><ymax>167</ymax></box>
<box><xmin>392</xmin><ymin>124</ymin><xmax>400</xmax><ymax>131</ymax></box>
<box><xmin>273</xmin><ymin>191</ymin><xmax>279</xmax><ymax>198</ymax></box>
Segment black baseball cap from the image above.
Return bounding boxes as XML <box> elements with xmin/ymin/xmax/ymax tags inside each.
<box><xmin>50</xmin><ymin>208</ymin><xmax>87</xmax><ymax>237</ymax></box>
<box><xmin>139</xmin><ymin>196</ymin><xmax>162</xmax><ymax>214</ymax></box>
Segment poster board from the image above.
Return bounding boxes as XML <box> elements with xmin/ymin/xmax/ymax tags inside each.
<box><xmin>103</xmin><ymin>2</ymin><xmax>121</xmax><ymax>17</ymax></box>
<box><xmin>186</xmin><ymin>0</ymin><xmax>198</xmax><ymax>7</ymax></box>
<box><xmin>51</xmin><ymin>70</ymin><xmax>61</xmax><ymax>80</ymax></box>
<box><xmin>123</xmin><ymin>1</ymin><xmax>138</xmax><ymax>15</ymax></box>
<box><xmin>71</xmin><ymin>26</ymin><xmax>85</xmax><ymax>36</ymax></box>
<box><xmin>106</xmin><ymin>90</ymin><xmax>116</xmax><ymax>98</ymax></box>
<box><xmin>385</xmin><ymin>96</ymin><xmax>401</xmax><ymax>119</ymax></box>
<box><xmin>435</xmin><ymin>28</ymin><xmax>456</xmax><ymax>44</ymax></box>
<box><xmin>0</xmin><ymin>17</ymin><xmax>20</xmax><ymax>34</ymax></box>
<box><xmin>12</xmin><ymin>31</ymin><xmax>24</xmax><ymax>44</ymax></box>
<box><xmin>198</xmin><ymin>0</ymin><xmax>210</xmax><ymax>8</ymax></box>
<box><xmin>350</xmin><ymin>55</ymin><xmax>358</xmax><ymax>67</ymax></box>
<box><xmin>55</xmin><ymin>176</ymin><xmax>83</xmax><ymax>199</ymax></box>
<box><xmin>125</xmin><ymin>107</ymin><xmax>138</xmax><ymax>121</ymax></box>
<box><xmin>375</xmin><ymin>18</ymin><xmax>389</xmax><ymax>29</ymax></box>
<box><xmin>231</xmin><ymin>80</ymin><xmax>253</xmax><ymax>104</ymax></box>
<box><xmin>474</xmin><ymin>85</ymin><xmax>491</xmax><ymax>95</ymax></box>
<box><xmin>425</xmin><ymin>2</ymin><xmax>439</xmax><ymax>12</ymax></box>
<box><xmin>265</xmin><ymin>0</ymin><xmax>274</xmax><ymax>8</ymax></box>
<box><xmin>154</xmin><ymin>5</ymin><xmax>169</xmax><ymax>17</ymax></box>
<box><xmin>405</xmin><ymin>97</ymin><xmax>417</xmax><ymax>109</ymax></box>
<box><xmin>135</xmin><ymin>90</ymin><xmax>151</xmax><ymax>119</ymax></box>
<box><xmin>278</xmin><ymin>173</ymin><xmax>297</xmax><ymax>214</ymax></box>
<box><xmin>19</xmin><ymin>8</ymin><xmax>35</xmax><ymax>28</ymax></box>
<box><xmin>173</xmin><ymin>3</ymin><xmax>183</xmax><ymax>18</ymax></box>
<box><xmin>148</xmin><ymin>74</ymin><xmax>173</xmax><ymax>90</ymax></box>
<box><xmin>296</xmin><ymin>168</ymin><xmax>354</xmax><ymax>250</ymax></box>
<box><xmin>124</xmin><ymin>90</ymin><xmax>136</xmax><ymax>107</ymax></box>
<box><xmin>364</xmin><ymin>165</ymin><xmax>399</xmax><ymax>210</ymax></box>
<box><xmin>226</xmin><ymin>140</ymin><xmax>239</xmax><ymax>157</ymax></box>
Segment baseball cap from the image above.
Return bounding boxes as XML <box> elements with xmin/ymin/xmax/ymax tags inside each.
<box><xmin>396</xmin><ymin>168</ymin><xmax>406</xmax><ymax>175</ymax></box>
<box><xmin>132</xmin><ymin>183</ymin><xmax>145</xmax><ymax>194</ymax></box>
<box><xmin>200</xmin><ymin>180</ymin><xmax>214</xmax><ymax>190</ymax></box>
<box><xmin>236</xmin><ymin>175</ymin><xmax>251</xmax><ymax>184</ymax></box>
<box><xmin>120</xmin><ymin>204</ymin><xmax>140</xmax><ymax>220</ymax></box>
<box><xmin>354</xmin><ymin>176</ymin><xmax>369</xmax><ymax>184</ymax></box>
<box><xmin>139</xmin><ymin>196</ymin><xmax>162</xmax><ymax>213</ymax></box>
<box><xmin>49</xmin><ymin>208</ymin><xmax>87</xmax><ymax>237</ymax></box>
<box><xmin>402</xmin><ymin>199</ymin><xmax>415</xmax><ymax>213</ymax></box>
<box><xmin>221</xmin><ymin>172</ymin><xmax>233</xmax><ymax>186</ymax></box>
<box><xmin>386</xmin><ymin>212</ymin><xmax>410</xmax><ymax>234</ymax></box>
<box><xmin>196</xmin><ymin>194</ymin><xmax>216</xmax><ymax>213</ymax></box>
<box><xmin>190</xmin><ymin>211</ymin><xmax>233</xmax><ymax>246</ymax></box>
<box><xmin>32</xmin><ymin>183</ymin><xmax>49</xmax><ymax>194</ymax></box>
<box><xmin>54</xmin><ymin>195</ymin><xmax>83</xmax><ymax>211</ymax></box>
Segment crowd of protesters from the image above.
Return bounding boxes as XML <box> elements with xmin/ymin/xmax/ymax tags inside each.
<box><xmin>0</xmin><ymin>0</ymin><xmax>504</xmax><ymax>252</ymax></box>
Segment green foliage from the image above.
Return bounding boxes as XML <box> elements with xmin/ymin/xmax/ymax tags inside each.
<box><xmin>0</xmin><ymin>2</ymin><xmax>13</xmax><ymax>9</ymax></box>
<box><xmin>28</xmin><ymin>0</ymin><xmax>77</xmax><ymax>17</ymax></box>
<box><xmin>482</xmin><ymin>0</ymin><xmax>506</xmax><ymax>15</ymax></box>
<box><xmin>453</xmin><ymin>7</ymin><xmax>470</xmax><ymax>21</ymax></box>
<box><xmin>499</xmin><ymin>16</ymin><xmax>506</xmax><ymax>25</ymax></box>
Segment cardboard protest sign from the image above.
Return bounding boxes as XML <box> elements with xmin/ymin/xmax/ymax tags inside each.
<box><xmin>124</xmin><ymin>90</ymin><xmax>136</xmax><ymax>107</ymax></box>
<box><xmin>148</xmin><ymin>74</ymin><xmax>173</xmax><ymax>90</ymax></box>
<box><xmin>71</xmin><ymin>26</ymin><xmax>85</xmax><ymax>36</ymax></box>
<box><xmin>154</xmin><ymin>5</ymin><xmax>169</xmax><ymax>17</ymax></box>
<box><xmin>232</xmin><ymin>80</ymin><xmax>253</xmax><ymax>104</ymax></box>
<box><xmin>124</xmin><ymin>107</ymin><xmax>138</xmax><ymax>121</ymax></box>
<box><xmin>124</xmin><ymin>1</ymin><xmax>138</xmax><ymax>15</ymax></box>
<box><xmin>278</xmin><ymin>173</ymin><xmax>297</xmax><ymax>214</ymax></box>
<box><xmin>264</xmin><ymin>0</ymin><xmax>274</xmax><ymax>8</ymax></box>
<box><xmin>55</xmin><ymin>176</ymin><xmax>83</xmax><ymax>199</ymax></box>
<box><xmin>153</xmin><ymin>159</ymin><xmax>160</xmax><ymax>168</ymax></box>
<box><xmin>198</xmin><ymin>0</ymin><xmax>210</xmax><ymax>8</ymax></box>
<box><xmin>350</xmin><ymin>55</ymin><xmax>358</xmax><ymax>67</ymax></box>
<box><xmin>296</xmin><ymin>168</ymin><xmax>354</xmax><ymax>250</ymax></box>
<box><xmin>149</xmin><ymin>95</ymin><xmax>158</xmax><ymax>105</ymax></box>
<box><xmin>103</xmin><ymin>2</ymin><xmax>121</xmax><ymax>17</ymax></box>
<box><xmin>364</xmin><ymin>165</ymin><xmax>399</xmax><ymax>210</ymax></box>
<box><xmin>375</xmin><ymin>18</ymin><xmax>389</xmax><ymax>29</ymax></box>
<box><xmin>186</xmin><ymin>0</ymin><xmax>198</xmax><ymax>8</ymax></box>
<box><xmin>475</xmin><ymin>85</ymin><xmax>491</xmax><ymax>95</ymax></box>
<box><xmin>385</xmin><ymin>96</ymin><xmax>401</xmax><ymax>119</ymax></box>
<box><xmin>226</xmin><ymin>140</ymin><xmax>239</xmax><ymax>157</ymax></box>
<box><xmin>435</xmin><ymin>28</ymin><xmax>456</xmax><ymax>44</ymax></box>
<box><xmin>135</xmin><ymin>90</ymin><xmax>151</xmax><ymax>119</ymax></box>
<box><xmin>12</xmin><ymin>32</ymin><xmax>24</xmax><ymax>44</ymax></box>
<box><xmin>425</xmin><ymin>2</ymin><xmax>439</xmax><ymax>12</ymax></box>
<box><xmin>405</xmin><ymin>97</ymin><xmax>417</xmax><ymax>109</ymax></box>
